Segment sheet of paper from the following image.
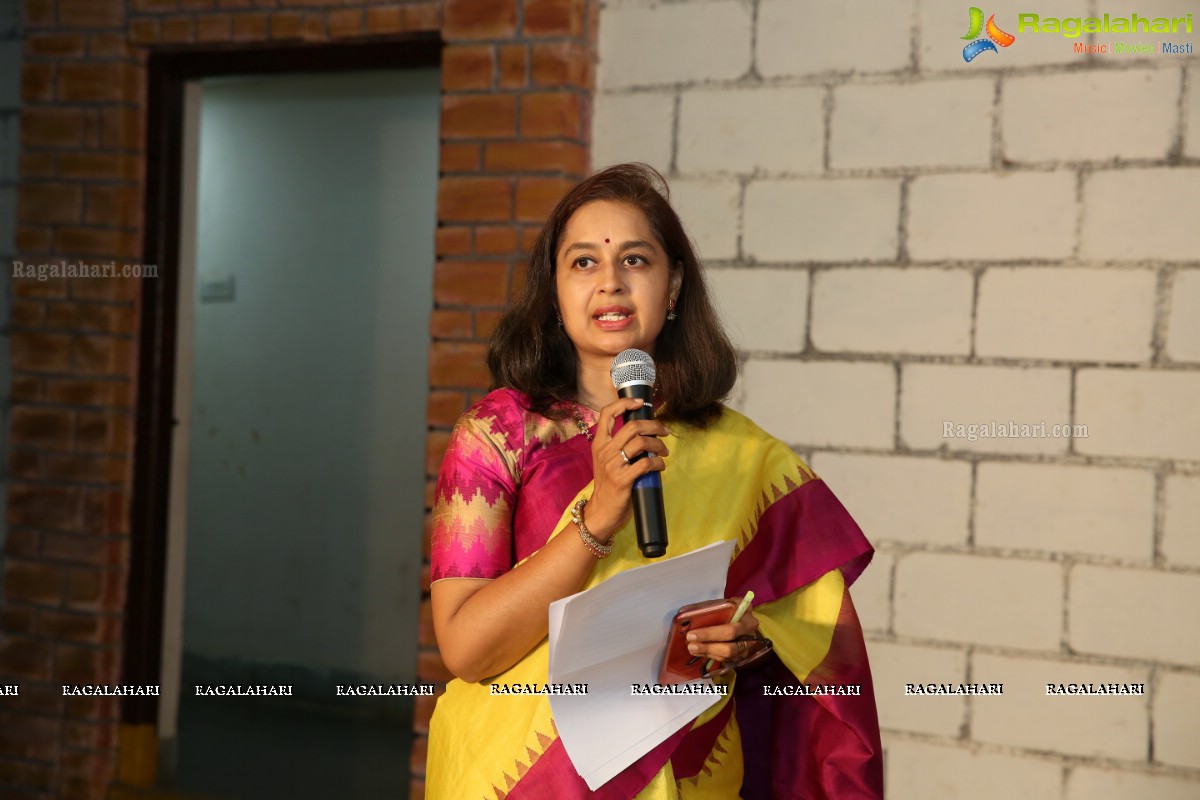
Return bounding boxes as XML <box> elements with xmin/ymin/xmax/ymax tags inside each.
<box><xmin>547</xmin><ymin>539</ymin><xmax>736</xmax><ymax>790</ymax></box>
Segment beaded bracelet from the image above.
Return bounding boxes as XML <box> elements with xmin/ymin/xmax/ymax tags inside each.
<box><xmin>571</xmin><ymin>497</ymin><xmax>612</xmax><ymax>559</ymax></box>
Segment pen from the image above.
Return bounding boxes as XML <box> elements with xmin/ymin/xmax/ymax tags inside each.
<box><xmin>704</xmin><ymin>590</ymin><xmax>755</xmax><ymax>675</ymax></box>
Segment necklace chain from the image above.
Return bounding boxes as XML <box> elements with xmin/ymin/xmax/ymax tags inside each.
<box><xmin>572</xmin><ymin>404</ymin><xmax>594</xmax><ymax>441</ymax></box>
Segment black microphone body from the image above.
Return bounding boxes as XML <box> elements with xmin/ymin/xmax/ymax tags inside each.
<box><xmin>611</xmin><ymin>350</ymin><xmax>668</xmax><ymax>559</ymax></box>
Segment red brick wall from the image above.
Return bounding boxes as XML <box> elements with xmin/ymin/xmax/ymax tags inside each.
<box><xmin>1</xmin><ymin>1</ymin><xmax>596</xmax><ymax>797</ymax></box>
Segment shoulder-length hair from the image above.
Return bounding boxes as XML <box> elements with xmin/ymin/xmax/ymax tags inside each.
<box><xmin>487</xmin><ymin>163</ymin><xmax>737</xmax><ymax>428</ymax></box>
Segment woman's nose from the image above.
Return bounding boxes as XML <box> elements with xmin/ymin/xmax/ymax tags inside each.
<box><xmin>597</xmin><ymin>260</ymin><xmax>624</xmax><ymax>293</ymax></box>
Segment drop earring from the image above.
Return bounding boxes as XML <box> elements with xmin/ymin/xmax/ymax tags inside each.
<box><xmin>667</xmin><ymin>299</ymin><xmax>677</xmax><ymax>321</ymax></box>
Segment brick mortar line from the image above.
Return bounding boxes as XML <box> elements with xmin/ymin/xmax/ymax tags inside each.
<box><xmin>738</xmin><ymin>350</ymin><xmax>1200</xmax><ymax>371</ymax></box>
<box><xmin>598</xmin><ymin>57</ymin><xmax>1200</xmax><ymax>94</ymax></box>
<box><xmin>7</xmin><ymin>328</ymin><xmax>136</xmax><ymax>340</ymax></box>
<box><xmin>800</xmin><ymin>264</ymin><xmax>813</xmax><ymax>352</ymax></box>
<box><xmin>1146</xmin><ymin>662</ymin><xmax>1159</xmax><ymax>762</ymax></box>
<box><xmin>745</xmin><ymin>0</ymin><xmax>761</xmax><ymax>84</ymax></box>
<box><xmin>10</xmin><ymin>445</ymin><xmax>131</xmax><ymax>456</ymax></box>
<box><xmin>649</xmin><ymin>160</ymin><xmax>1200</xmax><ymax>181</ymax></box>
<box><xmin>1179</xmin><ymin>66</ymin><xmax>1194</xmax><ymax>154</ymax></box>
<box><xmin>963</xmin><ymin>644</ymin><xmax>976</xmax><ymax>739</ymax></box>
<box><xmin>819</xmin><ymin>84</ymin><xmax>832</xmax><ymax>174</ymax></box>
<box><xmin>732</xmin><ymin>175</ymin><xmax>748</xmax><ymax>263</ymax></box>
<box><xmin>666</xmin><ymin>90</ymin><xmax>680</xmax><ymax>177</ymax></box>
<box><xmin>6</xmin><ymin>297</ymin><xmax>137</xmax><ymax>308</ymax></box>
<box><xmin>894</xmin><ymin>176</ymin><xmax>910</xmax><ymax>263</ymax></box>
<box><xmin>1071</xmin><ymin>168</ymin><xmax>1087</xmax><ymax>261</ymax></box>
<box><xmin>1066</xmin><ymin>365</ymin><xmax>1078</xmax><ymax>457</ymax></box>
<box><xmin>0</xmin><ymin>599</ymin><xmax>126</xmax><ymax>618</ymax></box>
<box><xmin>966</xmin><ymin>460</ymin><xmax>977</xmax><ymax>548</ymax></box>
<box><xmin>967</xmin><ymin>266</ymin><xmax>981</xmax><ymax>359</ymax></box>
<box><xmin>878</xmin><ymin>729</ymin><xmax>1200</xmax><ymax>778</ymax></box>
<box><xmin>1150</xmin><ymin>266</ymin><xmax>1176</xmax><ymax>366</ymax></box>
<box><xmin>866</xmin><ymin>541</ymin><xmax>1200</xmax><ymax>574</ymax></box>
<box><xmin>990</xmin><ymin>76</ymin><xmax>1003</xmax><ymax>170</ymax></box>
<box><xmin>1</xmin><ymin>457</ymin><xmax>133</xmax><ymax>471</ymax></box>
<box><xmin>13</xmin><ymin>99</ymin><xmax>142</xmax><ymax>110</ymax></box>
<box><xmin>864</xmin><ymin>633</ymin><xmax>1200</xmax><ymax>674</ymax></box>
<box><xmin>890</xmin><ymin>361</ymin><xmax>902</xmax><ymax>451</ymax></box>
<box><xmin>802</xmin><ymin>445</ymin><xmax>1200</xmax><ymax>473</ymax></box>
<box><xmin>705</xmin><ymin>260</ymin><xmax>1199</xmax><ymax>270</ymax></box>
<box><xmin>1167</xmin><ymin>66</ymin><xmax>1187</xmax><ymax>162</ymax></box>
<box><xmin>1061</xmin><ymin>555</ymin><xmax>1073</xmax><ymax>654</ymax></box>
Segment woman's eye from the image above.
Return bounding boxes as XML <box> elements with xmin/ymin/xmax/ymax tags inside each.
<box><xmin>574</xmin><ymin>257</ymin><xmax>596</xmax><ymax>269</ymax></box>
<box><xmin>624</xmin><ymin>255</ymin><xmax>646</xmax><ymax>267</ymax></box>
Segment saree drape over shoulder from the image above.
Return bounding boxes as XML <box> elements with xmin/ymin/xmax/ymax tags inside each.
<box><xmin>427</xmin><ymin>389</ymin><xmax>883</xmax><ymax>799</ymax></box>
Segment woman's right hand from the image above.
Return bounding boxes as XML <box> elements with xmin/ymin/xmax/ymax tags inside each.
<box><xmin>585</xmin><ymin>397</ymin><xmax>671</xmax><ymax>541</ymax></box>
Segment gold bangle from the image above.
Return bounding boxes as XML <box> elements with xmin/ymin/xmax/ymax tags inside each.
<box><xmin>571</xmin><ymin>497</ymin><xmax>612</xmax><ymax>559</ymax></box>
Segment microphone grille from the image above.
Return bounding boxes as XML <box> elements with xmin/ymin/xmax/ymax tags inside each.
<box><xmin>610</xmin><ymin>349</ymin><xmax>656</xmax><ymax>387</ymax></box>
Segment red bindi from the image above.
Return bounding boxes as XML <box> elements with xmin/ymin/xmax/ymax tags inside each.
<box><xmin>604</xmin><ymin>238</ymin><xmax>610</xmax><ymax>243</ymax></box>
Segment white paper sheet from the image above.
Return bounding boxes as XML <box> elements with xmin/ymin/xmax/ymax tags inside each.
<box><xmin>547</xmin><ymin>540</ymin><xmax>736</xmax><ymax>790</ymax></box>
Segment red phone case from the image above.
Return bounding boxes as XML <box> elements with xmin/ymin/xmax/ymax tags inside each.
<box><xmin>658</xmin><ymin>598</ymin><xmax>738</xmax><ymax>685</ymax></box>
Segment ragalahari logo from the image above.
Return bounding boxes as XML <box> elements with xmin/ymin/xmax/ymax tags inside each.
<box><xmin>962</xmin><ymin>7</ymin><xmax>1016</xmax><ymax>61</ymax></box>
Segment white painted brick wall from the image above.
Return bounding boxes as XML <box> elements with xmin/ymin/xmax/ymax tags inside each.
<box><xmin>885</xmin><ymin>740</ymin><xmax>1061</xmax><ymax>800</ymax></box>
<box><xmin>907</xmin><ymin>173</ymin><xmax>1076</xmax><ymax>261</ymax></box>
<box><xmin>705</xmin><ymin>268</ymin><xmax>806</xmax><ymax>353</ymax></box>
<box><xmin>1153</xmin><ymin>669</ymin><xmax>1200</xmax><ymax>769</ymax></box>
<box><xmin>677</xmin><ymin>87</ymin><xmax>824</xmax><ymax>175</ymax></box>
<box><xmin>900</xmin><ymin>364</ymin><xmax>1072</xmax><ymax>455</ymax></box>
<box><xmin>590</xmin><ymin>91</ymin><xmax>675</xmax><ymax>175</ymax></box>
<box><xmin>1166</xmin><ymin>268</ymin><xmax>1200</xmax><ymax>363</ymax></box>
<box><xmin>756</xmin><ymin>0</ymin><xmax>914</xmax><ymax>78</ymax></box>
<box><xmin>742</xmin><ymin>360</ymin><xmax>895</xmax><ymax>448</ymax></box>
<box><xmin>670</xmin><ymin>178</ymin><xmax>740</xmax><ymax>262</ymax></box>
<box><xmin>810</xmin><ymin>453</ymin><xmax>971</xmax><ymax>546</ymax></box>
<box><xmin>972</xmin><ymin>653</ymin><xmax>1149</xmax><ymax>760</ymax></box>
<box><xmin>593</xmin><ymin>2</ymin><xmax>1200</xmax><ymax>794</ymax></box>
<box><xmin>1003</xmin><ymin>69</ymin><xmax>1180</xmax><ymax>162</ymax></box>
<box><xmin>743</xmin><ymin>179</ymin><xmax>901</xmax><ymax>263</ymax></box>
<box><xmin>918</xmin><ymin>0</ymin><xmax>1088</xmax><ymax>71</ymax></box>
<box><xmin>852</xmin><ymin>550</ymin><xmax>892</xmax><ymax>634</ymax></box>
<box><xmin>1070</xmin><ymin>566</ymin><xmax>1200</xmax><ymax>665</ymax></box>
<box><xmin>975</xmin><ymin>462</ymin><xmax>1156</xmax><ymax>561</ymax></box>
<box><xmin>811</xmin><ymin>267</ymin><xmax>973</xmax><ymax>356</ymax></box>
<box><xmin>867</xmin><ymin>642</ymin><xmax>967</xmax><ymax>737</ymax></box>
<box><xmin>894</xmin><ymin>554</ymin><xmax>1062</xmax><ymax>649</ymax></box>
<box><xmin>975</xmin><ymin>267</ymin><xmax>1157</xmax><ymax>362</ymax></box>
<box><xmin>1162</xmin><ymin>475</ymin><xmax>1200</xmax><ymax>568</ymax></box>
<box><xmin>1075</xmin><ymin>370</ymin><xmax>1200</xmax><ymax>461</ymax></box>
<box><xmin>1067</xmin><ymin>768</ymin><xmax>1200</xmax><ymax>800</ymax></box>
<box><xmin>832</xmin><ymin>79</ymin><xmax>993</xmax><ymax>170</ymax></box>
<box><xmin>1081</xmin><ymin>169</ymin><xmax>1200</xmax><ymax>261</ymax></box>
<box><xmin>597</xmin><ymin>1</ymin><xmax>751</xmax><ymax>88</ymax></box>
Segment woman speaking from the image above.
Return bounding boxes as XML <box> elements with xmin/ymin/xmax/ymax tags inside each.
<box><xmin>426</xmin><ymin>163</ymin><xmax>883</xmax><ymax>798</ymax></box>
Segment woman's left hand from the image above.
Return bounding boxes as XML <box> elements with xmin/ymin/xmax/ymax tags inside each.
<box><xmin>685</xmin><ymin>603</ymin><xmax>762</xmax><ymax>667</ymax></box>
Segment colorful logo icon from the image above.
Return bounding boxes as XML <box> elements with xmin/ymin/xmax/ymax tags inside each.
<box><xmin>962</xmin><ymin>7</ymin><xmax>1016</xmax><ymax>61</ymax></box>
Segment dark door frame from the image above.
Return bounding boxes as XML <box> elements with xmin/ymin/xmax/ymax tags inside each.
<box><xmin>126</xmin><ymin>36</ymin><xmax>443</xmax><ymax>731</ymax></box>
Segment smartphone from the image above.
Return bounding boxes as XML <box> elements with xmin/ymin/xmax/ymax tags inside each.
<box><xmin>657</xmin><ymin>598</ymin><xmax>738</xmax><ymax>685</ymax></box>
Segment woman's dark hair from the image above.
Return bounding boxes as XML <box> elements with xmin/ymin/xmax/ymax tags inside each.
<box><xmin>487</xmin><ymin>163</ymin><xmax>737</xmax><ymax>428</ymax></box>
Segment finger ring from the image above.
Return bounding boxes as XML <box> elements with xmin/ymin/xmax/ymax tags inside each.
<box><xmin>737</xmin><ymin>639</ymin><xmax>747</xmax><ymax>657</ymax></box>
<box><xmin>620</xmin><ymin>449</ymin><xmax>630</xmax><ymax>464</ymax></box>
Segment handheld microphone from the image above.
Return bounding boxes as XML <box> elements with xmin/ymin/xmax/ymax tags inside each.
<box><xmin>610</xmin><ymin>348</ymin><xmax>668</xmax><ymax>558</ymax></box>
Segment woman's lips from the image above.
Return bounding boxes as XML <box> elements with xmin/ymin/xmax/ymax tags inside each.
<box><xmin>593</xmin><ymin>308</ymin><xmax>634</xmax><ymax>331</ymax></box>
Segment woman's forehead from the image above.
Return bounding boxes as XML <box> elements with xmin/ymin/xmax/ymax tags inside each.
<box><xmin>558</xmin><ymin>200</ymin><xmax>662</xmax><ymax>251</ymax></box>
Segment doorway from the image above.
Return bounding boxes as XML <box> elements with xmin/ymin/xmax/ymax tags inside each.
<box><xmin>132</xmin><ymin>47</ymin><xmax>440</xmax><ymax>800</ymax></box>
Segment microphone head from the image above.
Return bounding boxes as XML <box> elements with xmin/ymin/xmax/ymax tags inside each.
<box><xmin>610</xmin><ymin>348</ymin><xmax>656</xmax><ymax>388</ymax></box>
